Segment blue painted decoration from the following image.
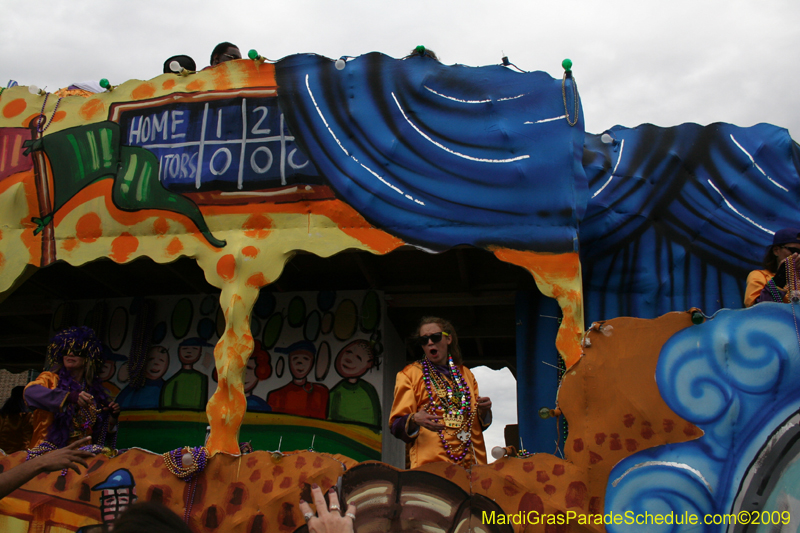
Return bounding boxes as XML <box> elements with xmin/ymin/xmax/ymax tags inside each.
<box><xmin>275</xmin><ymin>53</ymin><xmax>586</xmax><ymax>252</ymax></box>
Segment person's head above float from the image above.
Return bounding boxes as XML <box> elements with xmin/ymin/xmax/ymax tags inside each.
<box><xmin>763</xmin><ymin>227</ymin><xmax>800</xmax><ymax>273</ymax></box>
<box><xmin>111</xmin><ymin>501</ymin><xmax>193</xmax><ymax>533</ymax></box>
<box><xmin>46</xmin><ymin>326</ymin><xmax>104</xmax><ymax>382</ymax></box>
<box><xmin>210</xmin><ymin>42</ymin><xmax>241</xmax><ymax>66</ymax></box>
<box><xmin>163</xmin><ymin>54</ymin><xmax>197</xmax><ymax>74</ymax></box>
<box><xmin>415</xmin><ymin>316</ymin><xmax>462</xmax><ymax>366</ymax></box>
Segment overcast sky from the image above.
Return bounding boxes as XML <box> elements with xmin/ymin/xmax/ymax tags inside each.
<box><xmin>4</xmin><ymin>0</ymin><xmax>799</xmax><ymax>137</ymax></box>
<box><xmin>470</xmin><ymin>366</ymin><xmax>518</xmax><ymax>459</ymax></box>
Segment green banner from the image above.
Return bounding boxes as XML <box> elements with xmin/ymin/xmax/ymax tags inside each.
<box><xmin>24</xmin><ymin>122</ymin><xmax>224</xmax><ymax>247</ymax></box>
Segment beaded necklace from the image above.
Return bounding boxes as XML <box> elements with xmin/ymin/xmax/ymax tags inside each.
<box><xmin>562</xmin><ymin>73</ymin><xmax>580</xmax><ymax>127</ymax></box>
<box><xmin>33</xmin><ymin>93</ymin><xmax>63</xmax><ymax>133</ymax></box>
<box><xmin>27</xmin><ymin>438</ymin><xmax>115</xmax><ymax>477</ymax></box>
<box><xmin>72</xmin><ymin>403</ymin><xmax>98</xmax><ymax>439</ymax></box>
<box><xmin>163</xmin><ymin>446</ymin><xmax>209</xmax><ymax>481</ymax></box>
<box><xmin>128</xmin><ymin>299</ymin><xmax>155</xmax><ymax>389</ymax></box>
<box><xmin>163</xmin><ymin>446</ymin><xmax>209</xmax><ymax>524</ymax></box>
<box><xmin>26</xmin><ymin>441</ymin><xmax>58</xmax><ymax>461</ymax></box>
<box><xmin>421</xmin><ymin>355</ymin><xmax>476</xmax><ymax>465</ymax></box>
<box><xmin>767</xmin><ymin>279</ymin><xmax>784</xmax><ymax>302</ymax></box>
<box><xmin>788</xmin><ymin>256</ymin><xmax>800</xmax><ymax>302</ymax></box>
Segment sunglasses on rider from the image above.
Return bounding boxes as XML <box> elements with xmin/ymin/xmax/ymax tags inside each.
<box><xmin>417</xmin><ymin>331</ymin><xmax>450</xmax><ymax>345</ymax></box>
<box><xmin>784</xmin><ymin>246</ymin><xmax>800</xmax><ymax>255</ymax></box>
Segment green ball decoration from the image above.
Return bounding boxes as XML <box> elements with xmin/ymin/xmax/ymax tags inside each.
<box><xmin>561</xmin><ymin>58</ymin><xmax>573</xmax><ymax>72</ymax></box>
<box><xmin>415</xmin><ymin>45</ymin><xmax>426</xmax><ymax>55</ymax></box>
<box><xmin>538</xmin><ymin>407</ymin><xmax>552</xmax><ymax>419</ymax></box>
<box><xmin>691</xmin><ymin>311</ymin><xmax>705</xmax><ymax>325</ymax></box>
<box><xmin>248</xmin><ymin>49</ymin><xmax>259</xmax><ymax>60</ymax></box>
<box><xmin>99</xmin><ymin>78</ymin><xmax>110</xmax><ymax>89</ymax></box>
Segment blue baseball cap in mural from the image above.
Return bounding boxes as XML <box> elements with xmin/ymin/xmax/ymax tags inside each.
<box><xmin>275</xmin><ymin>340</ymin><xmax>316</xmax><ymax>356</ymax></box>
<box><xmin>101</xmin><ymin>344</ymin><xmax>128</xmax><ymax>362</ymax></box>
<box><xmin>773</xmin><ymin>228</ymin><xmax>800</xmax><ymax>247</ymax></box>
<box><xmin>92</xmin><ymin>469</ymin><xmax>135</xmax><ymax>490</ymax></box>
<box><xmin>179</xmin><ymin>337</ymin><xmax>214</xmax><ymax>348</ymax></box>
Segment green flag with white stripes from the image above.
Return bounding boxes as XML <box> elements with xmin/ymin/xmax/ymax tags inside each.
<box><xmin>24</xmin><ymin>121</ymin><xmax>224</xmax><ymax>247</ymax></box>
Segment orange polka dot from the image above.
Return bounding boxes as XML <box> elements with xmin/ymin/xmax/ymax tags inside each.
<box><xmin>186</xmin><ymin>79</ymin><xmax>206</xmax><ymax>91</ymax></box>
<box><xmin>162</xmin><ymin>79</ymin><xmax>176</xmax><ymax>90</ymax></box>
<box><xmin>79</xmin><ymin>99</ymin><xmax>105</xmax><ymax>121</ymax></box>
<box><xmin>243</xmin><ymin>214</ymin><xmax>271</xmax><ymax>239</ymax></box>
<box><xmin>166</xmin><ymin>237</ymin><xmax>183</xmax><ymax>256</ymax></box>
<box><xmin>23</xmin><ymin>113</ymin><xmax>45</xmax><ymax>128</ymax></box>
<box><xmin>242</xmin><ymin>246</ymin><xmax>258</xmax><ymax>258</ymax></box>
<box><xmin>131</xmin><ymin>83</ymin><xmax>156</xmax><ymax>100</ymax></box>
<box><xmin>0</xmin><ymin>229</ymin><xmax>3</xmax><ymax>240</ymax></box>
<box><xmin>246</xmin><ymin>273</ymin><xmax>267</xmax><ymax>288</ymax></box>
<box><xmin>153</xmin><ymin>217</ymin><xmax>169</xmax><ymax>235</ymax></box>
<box><xmin>61</xmin><ymin>237</ymin><xmax>78</xmax><ymax>252</ymax></box>
<box><xmin>76</xmin><ymin>213</ymin><xmax>102</xmax><ymax>243</ymax></box>
<box><xmin>0</xmin><ymin>252</ymin><xmax>4</xmax><ymax>270</ymax></box>
<box><xmin>51</xmin><ymin>110</ymin><xmax>67</xmax><ymax>123</ymax></box>
<box><xmin>2</xmin><ymin>98</ymin><xmax>27</xmax><ymax>118</ymax></box>
<box><xmin>216</xmin><ymin>254</ymin><xmax>236</xmax><ymax>282</ymax></box>
<box><xmin>110</xmin><ymin>232</ymin><xmax>139</xmax><ymax>262</ymax></box>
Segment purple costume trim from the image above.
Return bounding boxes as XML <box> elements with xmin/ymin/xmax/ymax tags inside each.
<box><xmin>390</xmin><ymin>414</ymin><xmax>416</xmax><ymax>443</ymax></box>
<box><xmin>756</xmin><ymin>278</ymin><xmax>786</xmax><ymax>304</ymax></box>
<box><xmin>26</xmin><ymin>367</ymin><xmax>112</xmax><ymax>447</ymax></box>
<box><xmin>24</xmin><ymin>383</ymin><xmax>70</xmax><ymax>411</ymax></box>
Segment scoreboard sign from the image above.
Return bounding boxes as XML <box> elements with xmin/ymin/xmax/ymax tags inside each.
<box><xmin>110</xmin><ymin>89</ymin><xmax>321</xmax><ymax>194</ymax></box>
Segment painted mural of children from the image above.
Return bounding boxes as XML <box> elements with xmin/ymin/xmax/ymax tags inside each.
<box><xmin>160</xmin><ymin>338</ymin><xmax>212</xmax><ymax>411</ymax></box>
<box><xmin>212</xmin><ymin>341</ymin><xmax>272</xmax><ymax>413</ymax></box>
<box><xmin>99</xmin><ymin>347</ymin><xmax>127</xmax><ymax>398</ymax></box>
<box><xmin>328</xmin><ymin>340</ymin><xmax>382</xmax><ymax>429</ymax></box>
<box><xmin>267</xmin><ymin>341</ymin><xmax>329</xmax><ymax>419</ymax></box>
<box><xmin>116</xmin><ymin>346</ymin><xmax>170</xmax><ymax>410</ymax></box>
<box><xmin>244</xmin><ymin>342</ymin><xmax>272</xmax><ymax>413</ymax></box>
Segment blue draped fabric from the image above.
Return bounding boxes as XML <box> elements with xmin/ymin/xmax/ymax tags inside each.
<box><xmin>275</xmin><ymin>53</ymin><xmax>587</xmax><ymax>253</ymax></box>
<box><xmin>581</xmin><ymin>122</ymin><xmax>800</xmax><ymax>321</ymax></box>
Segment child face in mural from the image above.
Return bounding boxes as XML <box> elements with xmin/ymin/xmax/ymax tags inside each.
<box><xmin>178</xmin><ymin>345</ymin><xmax>202</xmax><ymax>366</ymax></box>
<box><xmin>144</xmin><ymin>347</ymin><xmax>169</xmax><ymax>381</ymax></box>
<box><xmin>335</xmin><ymin>341</ymin><xmax>374</xmax><ymax>381</ymax></box>
<box><xmin>289</xmin><ymin>351</ymin><xmax>314</xmax><ymax>381</ymax></box>
<box><xmin>99</xmin><ymin>360</ymin><xmax>116</xmax><ymax>382</ymax></box>
<box><xmin>243</xmin><ymin>358</ymin><xmax>259</xmax><ymax>394</ymax></box>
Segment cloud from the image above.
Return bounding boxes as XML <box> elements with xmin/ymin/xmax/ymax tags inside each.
<box><xmin>471</xmin><ymin>365</ymin><xmax>517</xmax><ymax>460</ymax></box>
<box><xmin>3</xmin><ymin>0</ymin><xmax>798</xmax><ymax>135</ymax></box>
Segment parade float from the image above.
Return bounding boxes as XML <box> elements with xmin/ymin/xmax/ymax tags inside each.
<box><xmin>0</xmin><ymin>48</ymin><xmax>798</xmax><ymax>531</ymax></box>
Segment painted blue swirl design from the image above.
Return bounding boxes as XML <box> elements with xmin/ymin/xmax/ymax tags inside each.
<box><xmin>605</xmin><ymin>449</ymin><xmax>716</xmax><ymax>533</ymax></box>
<box><xmin>606</xmin><ymin>304</ymin><xmax>800</xmax><ymax>531</ymax></box>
